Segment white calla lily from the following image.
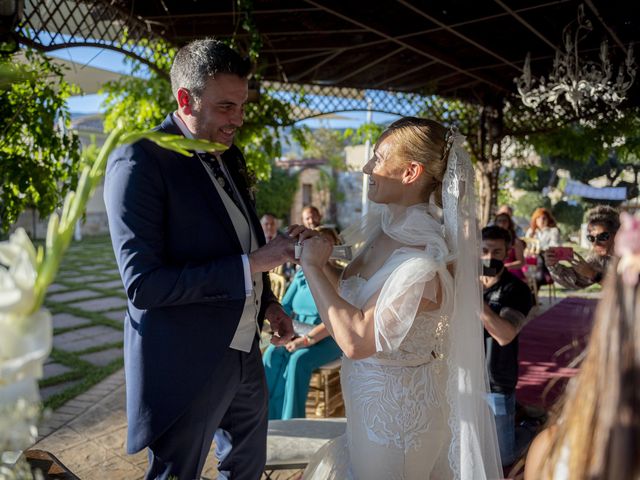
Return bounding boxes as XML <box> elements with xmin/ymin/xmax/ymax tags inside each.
<box><xmin>0</xmin><ymin>228</ymin><xmax>38</xmax><ymax>319</ymax></box>
<box><xmin>0</xmin><ymin>228</ymin><xmax>51</xmax><ymax>391</ymax></box>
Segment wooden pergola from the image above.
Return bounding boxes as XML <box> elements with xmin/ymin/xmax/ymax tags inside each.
<box><xmin>14</xmin><ymin>0</ymin><xmax>639</xmax><ymax>118</ymax></box>
<box><xmin>11</xmin><ymin>0</ymin><xmax>639</xmax><ymax>221</ymax></box>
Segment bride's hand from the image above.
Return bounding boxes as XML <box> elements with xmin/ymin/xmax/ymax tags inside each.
<box><xmin>300</xmin><ymin>235</ymin><xmax>333</xmax><ymax>269</ymax></box>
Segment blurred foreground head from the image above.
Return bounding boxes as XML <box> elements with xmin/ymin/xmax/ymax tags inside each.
<box><xmin>540</xmin><ymin>212</ymin><xmax>640</xmax><ymax>480</ymax></box>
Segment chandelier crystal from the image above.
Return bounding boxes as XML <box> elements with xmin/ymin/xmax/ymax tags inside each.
<box><xmin>515</xmin><ymin>4</ymin><xmax>637</xmax><ymax>117</ymax></box>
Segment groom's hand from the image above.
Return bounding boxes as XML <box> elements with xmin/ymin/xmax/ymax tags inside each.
<box><xmin>249</xmin><ymin>235</ymin><xmax>296</xmax><ymax>274</ymax></box>
<box><xmin>265</xmin><ymin>303</ymin><xmax>295</xmax><ymax>346</ymax></box>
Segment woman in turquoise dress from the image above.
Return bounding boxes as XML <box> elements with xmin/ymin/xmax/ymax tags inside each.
<box><xmin>263</xmin><ymin>228</ymin><xmax>343</xmax><ymax>419</ymax></box>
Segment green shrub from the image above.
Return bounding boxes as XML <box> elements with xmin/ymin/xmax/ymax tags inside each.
<box><xmin>513</xmin><ymin>167</ymin><xmax>556</xmax><ymax>191</ymax></box>
<box><xmin>255</xmin><ymin>167</ymin><xmax>298</xmax><ymax>222</ymax></box>
<box><xmin>513</xmin><ymin>192</ymin><xmax>551</xmax><ymax>220</ymax></box>
<box><xmin>552</xmin><ymin>200</ymin><xmax>584</xmax><ymax>232</ymax></box>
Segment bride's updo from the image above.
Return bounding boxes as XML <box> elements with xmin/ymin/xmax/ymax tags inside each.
<box><xmin>382</xmin><ymin>117</ymin><xmax>451</xmax><ymax>207</ymax></box>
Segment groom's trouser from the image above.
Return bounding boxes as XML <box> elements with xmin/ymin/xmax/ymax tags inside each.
<box><xmin>145</xmin><ymin>339</ymin><xmax>268</xmax><ymax>480</ymax></box>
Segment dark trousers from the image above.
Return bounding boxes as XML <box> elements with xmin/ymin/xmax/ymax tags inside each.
<box><xmin>145</xmin><ymin>339</ymin><xmax>268</xmax><ymax>480</ymax></box>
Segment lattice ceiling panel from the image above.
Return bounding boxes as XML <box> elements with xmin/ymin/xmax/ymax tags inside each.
<box><xmin>17</xmin><ymin>0</ymin><xmax>163</xmax><ymax>71</ymax></box>
<box><xmin>14</xmin><ymin>0</ymin><xmax>639</xmax><ymax>126</ymax></box>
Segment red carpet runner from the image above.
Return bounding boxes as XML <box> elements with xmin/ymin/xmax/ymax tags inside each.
<box><xmin>516</xmin><ymin>297</ymin><xmax>598</xmax><ymax>409</ymax></box>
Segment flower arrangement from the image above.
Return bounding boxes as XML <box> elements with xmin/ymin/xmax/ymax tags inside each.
<box><xmin>0</xmin><ymin>121</ymin><xmax>225</xmax><ymax>478</ymax></box>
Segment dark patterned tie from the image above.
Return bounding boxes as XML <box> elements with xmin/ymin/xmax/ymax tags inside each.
<box><xmin>200</xmin><ymin>153</ymin><xmax>245</xmax><ymax>213</ymax></box>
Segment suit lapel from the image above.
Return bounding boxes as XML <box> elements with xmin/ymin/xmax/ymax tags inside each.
<box><xmin>158</xmin><ymin>114</ymin><xmax>242</xmax><ymax>251</ymax></box>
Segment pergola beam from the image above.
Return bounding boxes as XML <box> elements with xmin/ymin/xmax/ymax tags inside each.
<box><xmin>396</xmin><ymin>0</ymin><xmax>522</xmax><ymax>72</ymax></box>
<box><xmin>370</xmin><ymin>60</ymin><xmax>438</xmax><ymax>89</ymax></box>
<box><xmin>290</xmin><ymin>49</ymin><xmax>345</xmax><ymax>81</ymax></box>
<box><xmin>332</xmin><ymin>46</ymin><xmax>405</xmax><ymax>84</ymax></box>
<box><xmin>584</xmin><ymin>0</ymin><xmax>628</xmax><ymax>55</ymax></box>
<box><xmin>304</xmin><ymin>0</ymin><xmax>510</xmax><ymax>93</ymax></box>
<box><xmin>493</xmin><ymin>0</ymin><xmax>558</xmax><ymax>52</ymax></box>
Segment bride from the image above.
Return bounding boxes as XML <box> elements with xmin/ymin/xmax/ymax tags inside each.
<box><xmin>297</xmin><ymin>117</ymin><xmax>502</xmax><ymax>479</ymax></box>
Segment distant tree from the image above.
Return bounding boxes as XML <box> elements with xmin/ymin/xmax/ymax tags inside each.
<box><xmin>303</xmin><ymin>127</ymin><xmax>347</xmax><ymax>169</ymax></box>
<box><xmin>514</xmin><ymin>192</ymin><xmax>551</xmax><ymax>221</ymax></box>
<box><xmin>254</xmin><ymin>167</ymin><xmax>298</xmax><ymax>222</ymax></box>
<box><xmin>301</xmin><ymin>127</ymin><xmax>349</xmax><ymax>221</ymax></box>
<box><xmin>552</xmin><ymin>200</ymin><xmax>585</xmax><ymax>235</ymax></box>
<box><xmin>524</xmin><ymin>108</ymin><xmax>640</xmax><ymax>197</ymax></box>
<box><xmin>513</xmin><ymin>166</ymin><xmax>557</xmax><ymax>192</ymax></box>
<box><xmin>0</xmin><ymin>47</ymin><xmax>81</xmax><ymax>234</ymax></box>
<box><xmin>343</xmin><ymin>122</ymin><xmax>386</xmax><ymax>152</ymax></box>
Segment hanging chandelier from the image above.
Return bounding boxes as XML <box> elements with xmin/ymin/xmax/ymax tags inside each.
<box><xmin>515</xmin><ymin>4</ymin><xmax>636</xmax><ymax>117</ymax></box>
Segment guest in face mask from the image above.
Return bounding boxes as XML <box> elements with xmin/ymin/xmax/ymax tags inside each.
<box><xmin>480</xmin><ymin>226</ymin><xmax>534</xmax><ymax>466</ymax></box>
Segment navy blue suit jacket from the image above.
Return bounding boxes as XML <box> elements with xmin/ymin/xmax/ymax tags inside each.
<box><xmin>104</xmin><ymin>114</ymin><xmax>276</xmax><ymax>453</ymax></box>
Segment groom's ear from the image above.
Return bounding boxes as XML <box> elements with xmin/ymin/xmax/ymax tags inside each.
<box><xmin>177</xmin><ymin>88</ymin><xmax>193</xmax><ymax>115</ymax></box>
<box><xmin>402</xmin><ymin>161</ymin><xmax>424</xmax><ymax>185</ymax></box>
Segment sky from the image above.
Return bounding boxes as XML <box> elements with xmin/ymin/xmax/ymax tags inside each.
<box><xmin>48</xmin><ymin>47</ymin><xmax>401</xmax><ymax>129</ymax></box>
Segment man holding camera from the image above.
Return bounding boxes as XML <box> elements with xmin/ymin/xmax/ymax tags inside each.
<box><xmin>480</xmin><ymin>226</ymin><xmax>534</xmax><ymax>466</ymax></box>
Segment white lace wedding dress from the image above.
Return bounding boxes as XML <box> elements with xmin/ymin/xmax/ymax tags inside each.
<box><xmin>303</xmin><ymin>209</ymin><xmax>456</xmax><ymax>479</ymax></box>
<box><xmin>303</xmin><ymin>132</ymin><xmax>502</xmax><ymax>480</ymax></box>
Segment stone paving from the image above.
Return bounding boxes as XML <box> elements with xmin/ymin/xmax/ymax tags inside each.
<box><xmin>33</xmin><ymin>369</ymin><xmax>302</xmax><ymax>479</ymax></box>
<box><xmin>39</xmin><ymin>236</ymin><xmax>127</xmax><ymax>411</ymax></box>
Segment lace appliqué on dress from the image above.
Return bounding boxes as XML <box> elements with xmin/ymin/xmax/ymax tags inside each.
<box><xmin>347</xmin><ymin>357</ymin><xmax>444</xmax><ymax>452</ymax></box>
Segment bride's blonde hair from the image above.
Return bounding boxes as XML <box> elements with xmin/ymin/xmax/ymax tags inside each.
<box><xmin>381</xmin><ymin>117</ymin><xmax>451</xmax><ymax>207</ymax></box>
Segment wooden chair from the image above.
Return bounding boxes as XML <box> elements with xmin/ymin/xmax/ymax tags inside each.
<box><xmin>271</xmin><ymin>264</ymin><xmax>284</xmax><ymax>276</ymax></box>
<box><xmin>307</xmin><ymin>359</ymin><xmax>344</xmax><ymax>418</ymax></box>
<box><xmin>269</xmin><ymin>272</ymin><xmax>287</xmax><ymax>302</ymax></box>
<box><xmin>523</xmin><ymin>255</ymin><xmax>539</xmax><ymax>306</ymax></box>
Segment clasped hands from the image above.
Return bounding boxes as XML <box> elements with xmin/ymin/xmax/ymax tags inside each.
<box><xmin>248</xmin><ymin>224</ymin><xmax>333</xmax><ymax>274</ymax></box>
<box><xmin>254</xmin><ymin>225</ymin><xmax>331</xmax><ymax>345</ymax></box>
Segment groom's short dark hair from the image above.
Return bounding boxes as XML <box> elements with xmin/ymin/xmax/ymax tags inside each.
<box><xmin>170</xmin><ymin>38</ymin><xmax>252</xmax><ymax>101</ymax></box>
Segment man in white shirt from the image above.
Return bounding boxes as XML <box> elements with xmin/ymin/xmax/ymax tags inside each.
<box><xmin>261</xmin><ymin>213</ymin><xmax>279</xmax><ymax>243</ymax></box>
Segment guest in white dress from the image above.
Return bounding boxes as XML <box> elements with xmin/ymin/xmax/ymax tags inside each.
<box><xmin>297</xmin><ymin>117</ymin><xmax>502</xmax><ymax>479</ymax></box>
<box><xmin>525</xmin><ymin>208</ymin><xmax>561</xmax><ymax>250</ymax></box>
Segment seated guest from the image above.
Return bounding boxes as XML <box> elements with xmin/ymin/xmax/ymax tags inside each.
<box><xmin>526</xmin><ymin>208</ymin><xmax>561</xmax><ymax>288</ymax></box>
<box><xmin>262</xmin><ymin>227</ymin><xmax>342</xmax><ymax>420</ymax></box>
<box><xmin>524</xmin><ymin>212</ymin><xmax>640</xmax><ymax>480</ymax></box>
<box><xmin>302</xmin><ymin>205</ymin><xmax>322</xmax><ymax>229</ymax></box>
<box><xmin>261</xmin><ymin>213</ymin><xmax>279</xmax><ymax>243</ymax></box>
<box><xmin>494</xmin><ymin>212</ymin><xmax>526</xmax><ymax>281</ymax></box>
<box><xmin>481</xmin><ymin>226</ymin><xmax>534</xmax><ymax>466</ymax></box>
<box><xmin>544</xmin><ymin>205</ymin><xmax>620</xmax><ymax>289</ymax></box>
<box><xmin>526</xmin><ymin>207</ymin><xmax>561</xmax><ymax>250</ymax></box>
<box><xmin>497</xmin><ymin>204</ymin><xmax>525</xmax><ymax>238</ymax></box>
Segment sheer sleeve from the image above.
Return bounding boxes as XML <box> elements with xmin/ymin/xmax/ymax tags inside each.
<box><xmin>372</xmin><ymin>249</ymin><xmax>446</xmax><ymax>353</ymax></box>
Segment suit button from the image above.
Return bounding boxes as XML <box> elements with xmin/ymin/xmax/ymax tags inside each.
<box><xmin>255</xmin><ymin>300</ymin><xmax>259</xmax><ymax>305</ymax></box>
<box><xmin>253</xmin><ymin>281</ymin><xmax>256</xmax><ymax>286</ymax></box>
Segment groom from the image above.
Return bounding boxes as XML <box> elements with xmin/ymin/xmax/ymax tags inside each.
<box><xmin>104</xmin><ymin>39</ymin><xmax>296</xmax><ymax>479</ymax></box>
